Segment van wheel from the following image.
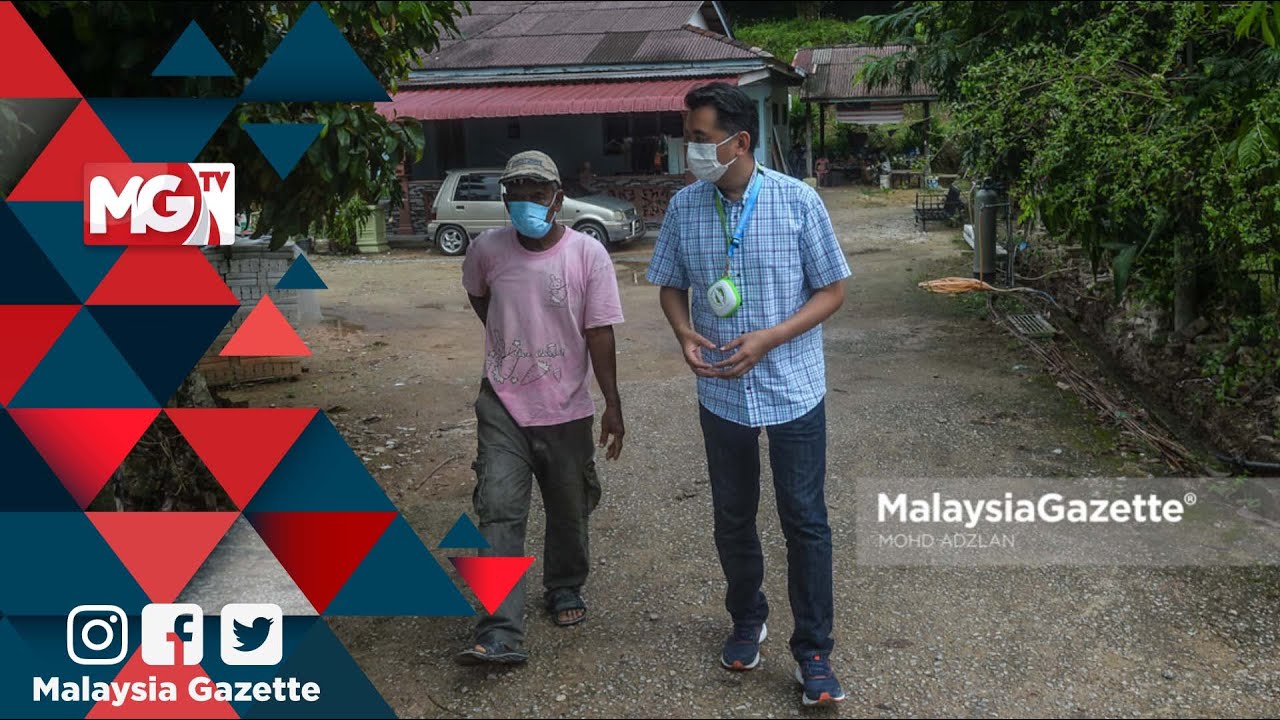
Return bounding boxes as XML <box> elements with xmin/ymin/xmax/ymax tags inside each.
<box><xmin>436</xmin><ymin>225</ymin><xmax>469</xmax><ymax>256</ymax></box>
<box><xmin>575</xmin><ymin>221</ymin><xmax>608</xmax><ymax>244</ymax></box>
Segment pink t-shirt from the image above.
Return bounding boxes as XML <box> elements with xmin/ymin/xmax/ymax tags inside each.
<box><xmin>462</xmin><ymin>226</ymin><xmax>624</xmax><ymax>427</ymax></box>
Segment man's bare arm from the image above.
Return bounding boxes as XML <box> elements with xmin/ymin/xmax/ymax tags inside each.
<box><xmin>586</xmin><ymin>326</ymin><xmax>624</xmax><ymax>460</ymax></box>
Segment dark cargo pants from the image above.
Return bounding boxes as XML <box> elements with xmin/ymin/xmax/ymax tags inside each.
<box><xmin>469</xmin><ymin>379</ymin><xmax>601</xmax><ymax>648</ymax></box>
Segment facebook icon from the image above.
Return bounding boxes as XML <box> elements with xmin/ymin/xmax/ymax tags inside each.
<box><xmin>141</xmin><ymin>603</ymin><xmax>204</xmax><ymax>666</ymax></box>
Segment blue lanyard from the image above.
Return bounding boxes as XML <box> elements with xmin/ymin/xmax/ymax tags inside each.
<box><xmin>713</xmin><ymin>169</ymin><xmax>763</xmax><ymax>269</ymax></box>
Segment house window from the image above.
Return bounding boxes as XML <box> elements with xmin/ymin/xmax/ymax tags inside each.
<box><xmin>507</xmin><ymin>120</ymin><xmax>520</xmax><ymax>139</ymax></box>
<box><xmin>455</xmin><ymin>173</ymin><xmax>501</xmax><ymax>202</ymax></box>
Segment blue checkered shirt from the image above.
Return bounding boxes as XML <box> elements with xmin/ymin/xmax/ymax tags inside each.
<box><xmin>647</xmin><ymin>166</ymin><xmax>851</xmax><ymax>427</ymax></box>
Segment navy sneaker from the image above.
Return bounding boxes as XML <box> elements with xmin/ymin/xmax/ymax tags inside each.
<box><xmin>794</xmin><ymin>654</ymin><xmax>846</xmax><ymax>706</ymax></box>
<box><xmin>720</xmin><ymin>622</ymin><xmax>767</xmax><ymax>670</ymax></box>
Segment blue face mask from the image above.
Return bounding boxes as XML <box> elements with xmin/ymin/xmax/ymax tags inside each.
<box><xmin>507</xmin><ymin>200</ymin><xmax>555</xmax><ymax>239</ymax></box>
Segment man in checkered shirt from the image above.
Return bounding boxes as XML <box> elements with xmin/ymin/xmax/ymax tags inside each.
<box><xmin>647</xmin><ymin>82</ymin><xmax>851</xmax><ymax>708</ymax></box>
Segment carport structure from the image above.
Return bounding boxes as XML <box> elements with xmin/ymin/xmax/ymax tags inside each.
<box><xmin>792</xmin><ymin>45</ymin><xmax>938</xmax><ymax>177</ymax></box>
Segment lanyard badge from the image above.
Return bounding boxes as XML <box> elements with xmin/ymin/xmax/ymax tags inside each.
<box><xmin>709</xmin><ymin>170</ymin><xmax>762</xmax><ymax>318</ymax></box>
<box><xmin>707</xmin><ymin>276</ymin><xmax>741</xmax><ymax>317</ymax></box>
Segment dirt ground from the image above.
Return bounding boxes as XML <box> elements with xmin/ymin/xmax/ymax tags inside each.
<box><xmin>223</xmin><ymin>186</ymin><xmax>1280</xmax><ymax>718</ymax></box>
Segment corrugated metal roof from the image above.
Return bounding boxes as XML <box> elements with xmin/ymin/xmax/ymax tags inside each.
<box><xmin>584</xmin><ymin>32</ymin><xmax>648</xmax><ymax>65</ymax></box>
<box><xmin>376</xmin><ymin>76</ymin><xmax>739</xmax><ymax>121</ymax></box>
<box><xmin>796</xmin><ymin>45</ymin><xmax>935</xmax><ymax>101</ymax></box>
<box><xmin>633</xmin><ymin>29</ymin><xmax>761</xmax><ymax>62</ymax></box>
<box><xmin>468</xmin><ymin>1</ymin><xmax>535</xmax><ymax>14</ymax></box>
<box><xmin>419</xmin><ymin>28</ymin><xmax>768</xmax><ymax>70</ymax></box>
<box><xmin>414</xmin><ymin>1</ymin><xmax>776</xmax><ymax>70</ymax></box>
<box><xmin>455</xmin><ymin>1</ymin><xmax>699</xmax><ymax>36</ymax></box>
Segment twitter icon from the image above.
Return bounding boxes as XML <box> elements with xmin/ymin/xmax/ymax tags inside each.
<box><xmin>220</xmin><ymin>603</ymin><xmax>283</xmax><ymax>665</ymax></box>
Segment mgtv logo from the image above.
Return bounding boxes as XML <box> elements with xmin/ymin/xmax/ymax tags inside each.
<box><xmin>83</xmin><ymin>163</ymin><xmax>235</xmax><ymax>246</ymax></box>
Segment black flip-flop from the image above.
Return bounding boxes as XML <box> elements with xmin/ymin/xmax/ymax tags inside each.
<box><xmin>455</xmin><ymin>640</ymin><xmax>528</xmax><ymax>666</ymax></box>
<box><xmin>545</xmin><ymin>587</ymin><xmax>587</xmax><ymax>627</ymax></box>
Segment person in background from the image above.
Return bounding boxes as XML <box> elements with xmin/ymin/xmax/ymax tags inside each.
<box><xmin>815</xmin><ymin>155</ymin><xmax>830</xmax><ymax>187</ymax></box>
<box><xmin>576</xmin><ymin>161</ymin><xmax>597</xmax><ymax>195</ymax></box>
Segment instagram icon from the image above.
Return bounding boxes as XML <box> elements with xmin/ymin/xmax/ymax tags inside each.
<box><xmin>66</xmin><ymin>605</ymin><xmax>129</xmax><ymax>665</ymax></box>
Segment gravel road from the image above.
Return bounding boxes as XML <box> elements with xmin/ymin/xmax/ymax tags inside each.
<box><xmin>216</xmin><ymin>187</ymin><xmax>1280</xmax><ymax>718</ymax></box>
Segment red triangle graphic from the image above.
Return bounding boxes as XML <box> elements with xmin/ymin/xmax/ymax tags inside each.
<box><xmin>167</xmin><ymin>408</ymin><xmax>317</xmax><ymax>508</ymax></box>
<box><xmin>0</xmin><ymin>304</ymin><xmax>78</xmax><ymax>406</ymax></box>
<box><xmin>219</xmin><ymin>296</ymin><xmax>309</xmax><ymax>357</ymax></box>
<box><xmin>450</xmin><ymin>556</ymin><xmax>535</xmax><ymax>614</ymax></box>
<box><xmin>0</xmin><ymin>3</ymin><xmax>81</xmax><ymax>99</ymax></box>
<box><xmin>86</xmin><ymin>649</ymin><xmax>237</xmax><ymax>719</ymax></box>
<box><xmin>8</xmin><ymin>101</ymin><xmax>129</xmax><ymax>201</ymax></box>
<box><xmin>87</xmin><ymin>246</ymin><xmax>238</xmax><ymax>305</ymax></box>
<box><xmin>9</xmin><ymin>408</ymin><xmax>158</xmax><ymax>508</ymax></box>
<box><xmin>87</xmin><ymin>511</ymin><xmax>238</xmax><ymax>603</ymax></box>
<box><xmin>250</xmin><ymin>511</ymin><xmax>396</xmax><ymax>614</ymax></box>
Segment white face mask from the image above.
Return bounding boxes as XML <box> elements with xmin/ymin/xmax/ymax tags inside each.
<box><xmin>686</xmin><ymin>134</ymin><xmax>740</xmax><ymax>183</ymax></box>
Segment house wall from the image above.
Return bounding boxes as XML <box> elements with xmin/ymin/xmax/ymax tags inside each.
<box><xmin>740</xmin><ymin>82</ymin><xmax>769</xmax><ymax>168</ymax></box>
<box><xmin>405</xmin><ymin>78</ymin><xmax>794</xmax><ymax>182</ymax></box>
<box><xmin>740</xmin><ymin>80</ymin><xmax>792</xmax><ymax>173</ymax></box>
<box><xmin>412</xmin><ymin>115</ymin><xmax>639</xmax><ymax>181</ymax></box>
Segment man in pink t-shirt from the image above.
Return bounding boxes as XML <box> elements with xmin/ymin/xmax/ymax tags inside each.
<box><xmin>456</xmin><ymin>151</ymin><xmax>625</xmax><ymax>666</ymax></box>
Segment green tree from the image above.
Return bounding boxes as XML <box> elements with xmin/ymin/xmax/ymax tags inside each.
<box><xmin>17</xmin><ymin>0</ymin><xmax>466</xmax><ymax>248</ymax></box>
<box><xmin>736</xmin><ymin>17</ymin><xmax>868</xmax><ymax>64</ymax></box>
<box><xmin>859</xmin><ymin>1</ymin><xmax>1280</xmax><ymax>401</ymax></box>
<box><xmin>11</xmin><ymin>1</ymin><xmax>467</xmax><ymax>510</ymax></box>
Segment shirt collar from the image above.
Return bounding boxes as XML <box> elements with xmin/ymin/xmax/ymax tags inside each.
<box><xmin>714</xmin><ymin>165</ymin><xmax>763</xmax><ymax>206</ymax></box>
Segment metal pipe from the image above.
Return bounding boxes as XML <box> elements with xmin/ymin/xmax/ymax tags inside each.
<box><xmin>1215</xmin><ymin>452</ymin><xmax>1280</xmax><ymax>474</ymax></box>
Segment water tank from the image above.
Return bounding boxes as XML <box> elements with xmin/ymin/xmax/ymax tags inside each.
<box><xmin>973</xmin><ymin>179</ymin><xmax>1000</xmax><ymax>281</ymax></box>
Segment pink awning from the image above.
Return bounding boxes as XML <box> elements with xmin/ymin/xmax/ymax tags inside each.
<box><xmin>377</xmin><ymin>77</ymin><xmax>738</xmax><ymax>121</ymax></box>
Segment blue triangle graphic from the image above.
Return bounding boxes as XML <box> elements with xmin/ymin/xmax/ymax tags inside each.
<box><xmin>198</xmin><ymin>615</ymin><xmax>316</xmax><ymax>718</ymax></box>
<box><xmin>9</xmin><ymin>309</ymin><xmax>158</xmax><ymax>409</ymax></box>
<box><xmin>153</xmin><ymin>20</ymin><xmax>235</xmax><ymax>77</ymax></box>
<box><xmin>0</xmin><ymin>618</ymin><xmax>37</xmax><ymax>719</ymax></box>
<box><xmin>245</xmin><ymin>412</ymin><xmax>396</xmax><ymax>513</ymax></box>
<box><xmin>276</xmin><ymin>254</ymin><xmax>328</xmax><ymax>290</ymax></box>
<box><xmin>4</xmin><ymin>616</ymin><xmax>144</xmax><ymax>718</ymax></box>
<box><xmin>87</xmin><ymin>98</ymin><xmax>236</xmax><ymax>162</ymax></box>
<box><xmin>327</xmin><ymin>515</ymin><xmax>475</xmax><ymax>617</ymax></box>
<box><xmin>0</xmin><ymin>410</ymin><xmax>79</xmax><ymax>512</ymax></box>
<box><xmin>0</xmin><ymin>514</ymin><xmax>149</xmax><ymax>616</ymax></box>
<box><xmin>0</xmin><ymin>200</ymin><xmax>77</xmax><ymax>304</ymax></box>
<box><xmin>241</xmin><ymin>3</ymin><xmax>390</xmax><ymax>103</ymax></box>
<box><xmin>242</xmin><ymin>618</ymin><xmax>395</xmax><ymax>718</ymax></box>
<box><xmin>8</xmin><ymin>201</ymin><xmax>123</xmax><ymax>303</ymax></box>
<box><xmin>244</xmin><ymin>123</ymin><xmax>323</xmax><ymax>178</ymax></box>
<box><xmin>438</xmin><ymin>512</ymin><xmax>489</xmax><ymax>549</ymax></box>
<box><xmin>89</xmin><ymin>305</ymin><xmax>237</xmax><ymax>406</ymax></box>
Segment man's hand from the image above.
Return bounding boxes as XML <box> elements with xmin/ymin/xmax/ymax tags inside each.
<box><xmin>679</xmin><ymin>327</ymin><xmax>719</xmax><ymax>378</ymax></box>
<box><xmin>714</xmin><ymin>329</ymin><xmax>779</xmax><ymax>379</ymax></box>
<box><xmin>599</xmin><ymin>403</ymin><xmax>624</xmax><ymax>460</ymax></box>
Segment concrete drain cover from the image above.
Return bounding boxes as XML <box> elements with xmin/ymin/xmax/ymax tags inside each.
<box><xmin>1008</xmin><ymin>313</ymin><xmax>1057</xmax><ymax>339</ymax></box>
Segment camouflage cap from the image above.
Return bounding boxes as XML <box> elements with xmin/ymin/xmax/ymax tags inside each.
<box><xmin>500</xmin><ymin>150</ymin><xmax>561</xmax><ymax>185</ymax></box>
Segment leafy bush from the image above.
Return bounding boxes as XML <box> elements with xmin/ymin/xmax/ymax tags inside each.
<box><xmin>735</xmin><ymin>18</ymin><xmax>868</xmax><ymax>64</ymax></box>
<box><xmin>861</xmin><ymin>1</ymin><xmax>1280</xmax><ymax>399</ymax></box>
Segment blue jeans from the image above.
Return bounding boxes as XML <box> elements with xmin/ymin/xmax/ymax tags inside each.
<box><xmin>699</xmin><ymin>400</ymin><xmax>835</xmax><ymax>662</ymax></box>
